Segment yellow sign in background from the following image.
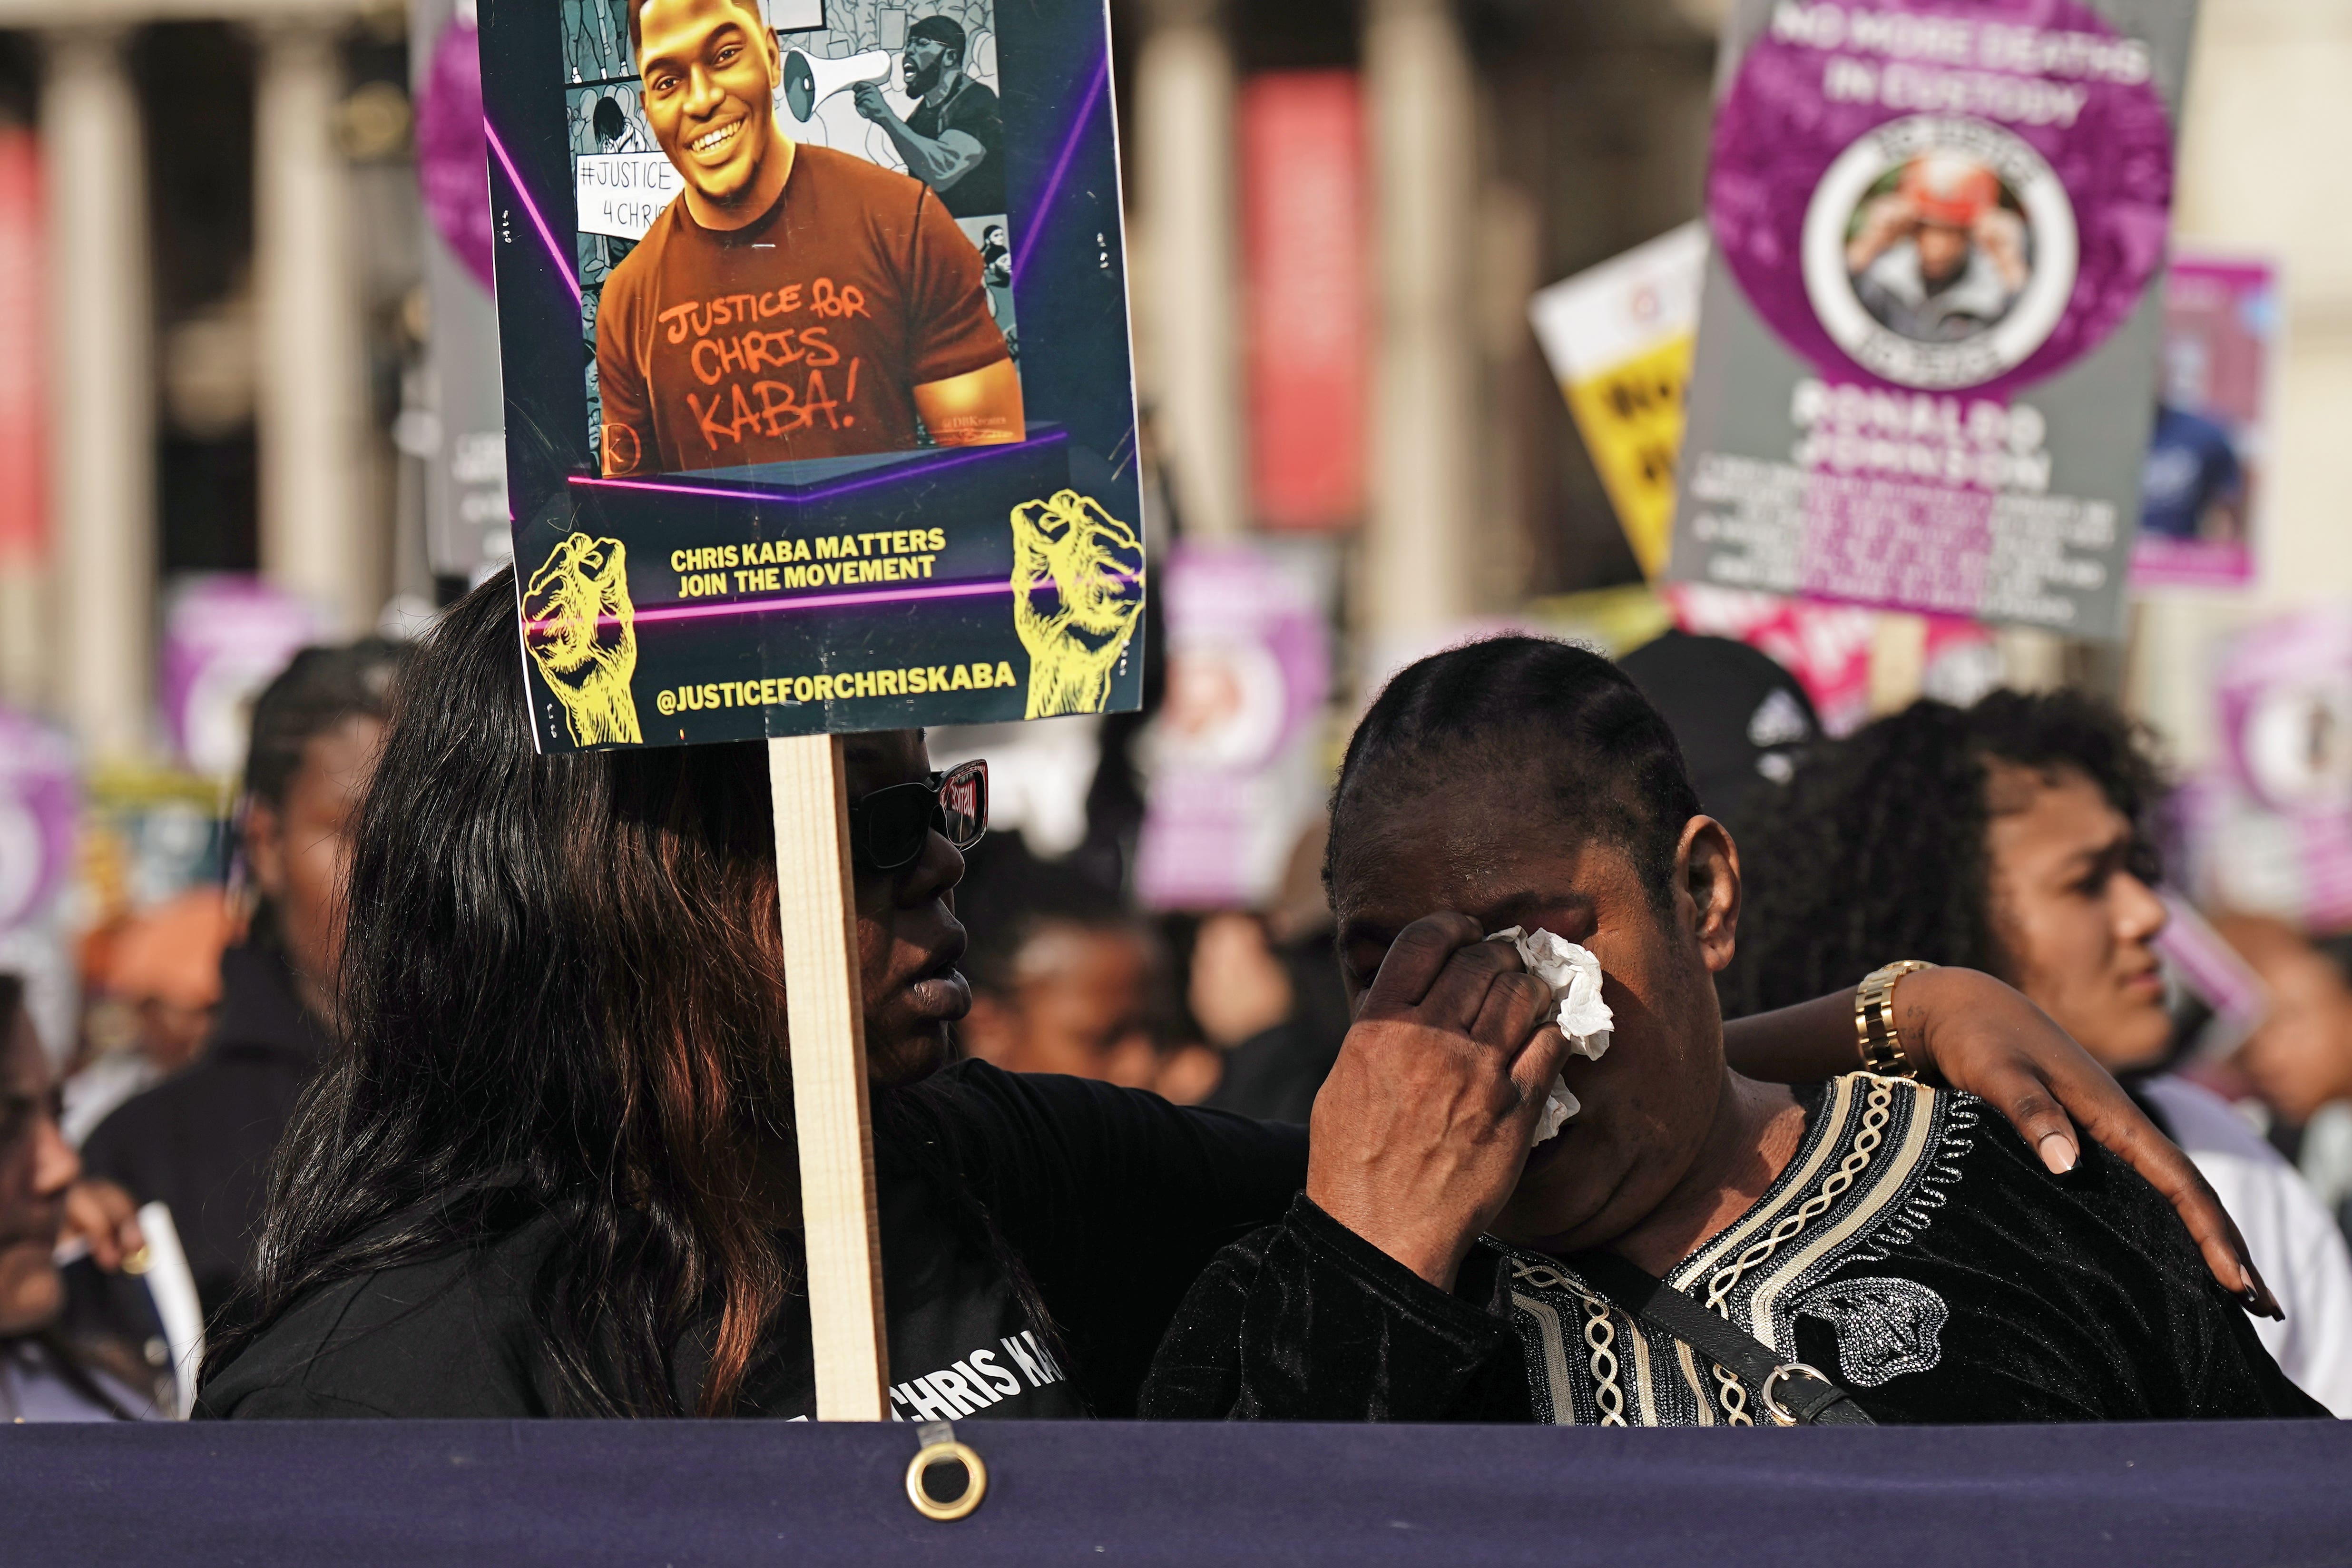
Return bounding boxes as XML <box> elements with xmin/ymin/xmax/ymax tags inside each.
<box><xmin>1529</xmin><ymin>222</ymin><xmax>1706</xmax><ymax>580</ymax></box>
<box><xmin>1560</xmin><ymin>333</ymin><xmax>1692</xmax><ymax>579</ymax></box>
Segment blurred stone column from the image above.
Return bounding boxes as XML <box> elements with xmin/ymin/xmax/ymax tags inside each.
<box><xmin>0</xmin><ymin>122</ymin><xmax>52</xmax><ymax>716</ymax></box>
<box><xmin>255</xmin><ymin>21</ymin><xmax>374</xmax><ymax>635</ymax></box>
<box><xmin>41</xmin><ymin>28</ymin><xmax>153</xmax><ymax>758</ymax></box>
<box><xmin>1135</xmin><ymin>0</ymin><xmax>1244</xmax><ymax>540</ymax></box>
<box><xmin>1868</xmin><ymin>613</ymin><xmax>1926</xmax><ymax>716</ymax></box>
<box><xmin>1996</xmin><ymin>626</ymin><xmax>2066</xmax><ymax>693</ymax></box>
<box><xmin>1362</xmin><ymin>0</ymin><xmax>1477</xmax><ymax>646</ymax></box>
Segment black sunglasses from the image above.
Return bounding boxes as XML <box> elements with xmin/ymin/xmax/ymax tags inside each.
<box><xmin>848</xmin><ymin>760</ymin><xmax>988</xmax><ymax>871</ymax></box>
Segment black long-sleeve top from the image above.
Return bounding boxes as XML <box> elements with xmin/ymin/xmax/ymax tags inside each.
<box><xmin>1143</xmin><ymin>1076</ymin><xmax>2329</xmax><ymax>1424</ymax></box>
<box><xmin>198</xmin><ymin>1062</ymin><xmax>1305</xmax><ymax>1419</ymax></box>
<box><xmin>82</xmin><ymin>946</ymin><xmax>333</xmax><ymax>1325</ymax></box>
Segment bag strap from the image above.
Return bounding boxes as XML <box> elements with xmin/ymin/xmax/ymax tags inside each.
<box><xmin>1566</xmin><ymin>1251</ymin><xmax>1875</xmax><ymax>1427</ymax></box>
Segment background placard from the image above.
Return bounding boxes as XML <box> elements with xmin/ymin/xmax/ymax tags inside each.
<box><xmin>1669</xmin><ymin>0</ymin><xmax>2202</xmax><ymax>642</ymax></box>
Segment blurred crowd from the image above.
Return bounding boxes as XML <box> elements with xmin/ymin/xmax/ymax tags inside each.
<box><xmin>3</xmin><ymin>641</ymin><xmax>396</xmax><ymax>1419</ymax></box>
<box><xmin>10</xmin><ymin>613</ymin><xmax>2352</xmax><ymax>1419</ymax></box>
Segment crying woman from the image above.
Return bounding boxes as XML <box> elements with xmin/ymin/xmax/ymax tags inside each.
<box><xmin>1141</xmin><ymin>637</ymin><xmax>2322</xmax><ymax>1426</ymax></box>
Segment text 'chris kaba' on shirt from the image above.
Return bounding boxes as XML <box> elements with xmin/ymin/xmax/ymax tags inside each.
<box><xmin>595</xmin><ymin>145</ymin><xmax>1008</xmax><ymax>476</ymax></box>
<box><xmin>197</xmin><ymin>1060</ymin><xmax>1303</xmax><ymax>1421</ymax></box>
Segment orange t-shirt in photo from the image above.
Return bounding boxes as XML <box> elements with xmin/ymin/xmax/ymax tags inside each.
<box><xmin>595</xmin><ymin>144</ymin><xmax>1011</xmax><ymax>475</ymax></box>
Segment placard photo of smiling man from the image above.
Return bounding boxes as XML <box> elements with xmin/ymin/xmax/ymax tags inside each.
<box><xmin>579</xmin><ymin>0</ymin><xmax>1025</xmax><ymax>479</ymax></box>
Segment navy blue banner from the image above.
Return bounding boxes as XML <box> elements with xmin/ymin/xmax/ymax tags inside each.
<box><xmin>3</xmin><ymin>1419</ymin><xmax>2345</xmax><ymax>1565</ymax></box>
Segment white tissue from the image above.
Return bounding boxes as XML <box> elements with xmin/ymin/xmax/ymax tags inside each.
<box><xmin>1488</xmin><ymin>926</ymin><xmax>1615</xmax><ymax>1145</ymax></box>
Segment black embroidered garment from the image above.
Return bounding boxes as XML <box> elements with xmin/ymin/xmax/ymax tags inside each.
<box><xmin>1142</xmin><ymin>1074</ymin><xmax>2327</xmax><ymax>1424</ymax></box>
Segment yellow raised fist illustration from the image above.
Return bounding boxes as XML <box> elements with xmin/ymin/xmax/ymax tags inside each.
<box><xmin>1009</xmin><ymin>490</ymin><xmax>1145</xmax><ymax>720</ymax></box>
<box><xmin>523</xmin><ymin>532</ymin><xmax>643</xmax><ymax>746</ymax></box>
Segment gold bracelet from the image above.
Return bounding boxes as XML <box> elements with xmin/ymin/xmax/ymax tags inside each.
<box><xmin>1855</xmin><ymin>960</ymin><xmax>1938</xmax><ymax>1078</ymax></box>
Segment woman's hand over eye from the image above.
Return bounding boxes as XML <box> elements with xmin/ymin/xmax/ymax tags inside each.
<box><xmin>1306</xmin><ymin>914</ymin><xmax>1572</xmax><ymax>1293</ymax></box>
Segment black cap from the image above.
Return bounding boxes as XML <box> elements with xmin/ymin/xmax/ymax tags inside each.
<box><xmin>1616</xmin><ymin>630</ymin><xmax>1819</xmax><ymax>823</ymax></box>
<box><xmin>907</xmin><ymin>14</ymin><xmax>967</xmax><ymax>54</ymax></box>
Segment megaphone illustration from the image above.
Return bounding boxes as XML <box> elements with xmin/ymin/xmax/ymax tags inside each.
<box><xmin>781</xmin><ymin>48</ymin><xmax>893</xmax><ymax>124</ymax></box>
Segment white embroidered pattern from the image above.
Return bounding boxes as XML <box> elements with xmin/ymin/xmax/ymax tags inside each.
<box><xmin>1843</xmin><ymin>1094</ymin><xmax>1980</xmax><ymax>1267</ymax></box>
<box><xmin>1712</xmin><ymin>1363</ymin><xmax>1753</xmax><ymax>1426</ymax></box>
<box><xmin>1496</xmin><ymin>1076</ymin><xmax>1972</xmax><ymax>1429</ymax></box>
<box><xmin>1509</xmin><ymin>1258</ymin><xmax>1626</xmax><ymax>1425</ymax></box>
<box><xmin>1581</xmin><ymin>1296</ymin><xmax>1628</xmax><ymax>1427</ymax></box>
<box><xmin>1793</xmin><ymin>1276</ymin><xmax>1949</xmax><ymax>1387</ymax></box>
<box><xmin>1702</xmin><ymin>1077</ymin><xmax>1896</xmax><ymax>1313</ymax></box>
<box><xmin>1692</xmin><ymin>1076</ymin><xmax>1894</xmax><ymax>1420</ymax></box>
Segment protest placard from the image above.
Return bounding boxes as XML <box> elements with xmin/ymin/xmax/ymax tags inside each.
<box><xmin>2177</xmin><ymin>609</ymin><xmax>2352</xmax><ymax>930</ymax></box>
<box><xmin>2131</xmin><ymin>246</ymin><xmax>2277</xmax><ymax>591</ymax></box>
<box><xmin>482</xmin><ymin>0</ymin><xmax>1144</xmax><ymax>756</ymax></box>
<box><xmin>1134</xmin><ymin>542</ymin><xmax>1333</xmax><ymax>910</ymax></box>
<box><xmin>1529</xmin><ymin>221</ymin><xmax>1705</xmax><ymax>578</ymax></box>
<box><xmin>480</xmin><ymin>0</ymin><xmax>1143</xmax><ymax>1420</ymax></box>
<box><xmin>1669</xmin><ymin>0</ymin><xmax>2200</xmax><ymax>641</ymax></box>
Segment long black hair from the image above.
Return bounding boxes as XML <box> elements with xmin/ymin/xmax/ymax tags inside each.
<box><xmin>1719</xmin><ymin>689</ymin><xmax>2165</xmax><ymax>1019</ymax></box>
<box><xmin>1327</xmin><ymin>636</ymin><xmax>1704</xmax><ymax>917</ymax></box>
<box><xmin>206</xmin><ymin>573</ymin><xmax>1038</xmax><ymax>1416</ymax></box>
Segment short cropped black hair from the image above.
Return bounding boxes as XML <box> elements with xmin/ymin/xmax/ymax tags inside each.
<box><xmin>626</xmin><ymin>0</ymin><xmax>768</xmax><ymax>69</ymax></box>
<box><xmin>906</xmin><ymin>14</ymin><xmax>968</xmax><ymax>60</ymax></box>
<box><xmin>245</xmin><ymin>639</ymin><xmax>407</xmax><ymax>809</ymax></box>
<box><xmin>1326</xmin><ymin>636</ymin><xmax>1705</xmax><ymax>919</ymax></box>
<box><xmin>1719</xmin><ymin>688</ymin><xmax>2166</xmax><ymax>1018</ymax></box>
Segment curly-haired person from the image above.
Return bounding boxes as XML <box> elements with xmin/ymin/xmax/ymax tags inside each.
<box><xmin>1725</xmin><ymin>689</ymin><xmax>2352</xmax><ymax>1414</ymax></box>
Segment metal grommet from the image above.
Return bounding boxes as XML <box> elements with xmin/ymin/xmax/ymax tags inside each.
<box><xmin>905</xmin><ymin>1439</ymin><xmax>988</xmax><ymax>1522</ymax></box>
<box><xmin>1760</xmin><ymin>1362</ymin><xmax>1830</xmax><ymax>1427</ymax></box>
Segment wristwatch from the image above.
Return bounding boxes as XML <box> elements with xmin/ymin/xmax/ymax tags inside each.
<box><xmin>1855</xmin><ymin>960</ymin><xmax>1938</xmax><ymax>1078</ymax></box>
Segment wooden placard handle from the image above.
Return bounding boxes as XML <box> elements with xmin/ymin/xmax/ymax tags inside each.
<box><xmin>768</xmin><ymin>733</ymin><xmax>890</xmax><ymax>1420</ymax></box>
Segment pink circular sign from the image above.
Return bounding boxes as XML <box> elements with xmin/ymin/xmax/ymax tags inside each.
<box><xmin>1708</xmin><ymin>0</ymin><xmax>2174</xmax><ymax>395</ymax></box>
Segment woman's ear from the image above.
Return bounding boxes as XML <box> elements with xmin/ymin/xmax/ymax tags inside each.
<box><xmin>1676</xmin><ymin>816</ymin><xmax>1741</xmax><ymax>973</ymax></box>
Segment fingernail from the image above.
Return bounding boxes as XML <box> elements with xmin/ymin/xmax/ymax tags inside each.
<box><xmin>2038</xmin><ymin>1133</ymin><xmax>2077</xmax><ymax>1174</ymax></box>
<box><xmin>2239</xmin><ymin>1263</ymin><xmax>2278</xmax><ymax>1318</ymax></box>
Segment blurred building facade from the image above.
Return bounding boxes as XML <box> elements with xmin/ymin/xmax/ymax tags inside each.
<box><xmin>0</xmin><ymin>0</ymin><xmax>2332</xmax><ymax>766</ymax></box>
<box><xmin>1118</xmin><ymin>0</ymin><xmax>1720</xmax><ymax>680</ymax></box>
<box><xmin>1118</xmin><ymin>0</ymin><xmax>2352</xmax><ymax>740</ymax></box>
<box><xmin>0</xmin><ymin>0</ymin><xmax>417</xmax><ymax>763</ymax></box>
<box><xmin>2130</xmin><ymin>0</ymin><xmax>2352</xmax><ymax>769</ymax></box>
